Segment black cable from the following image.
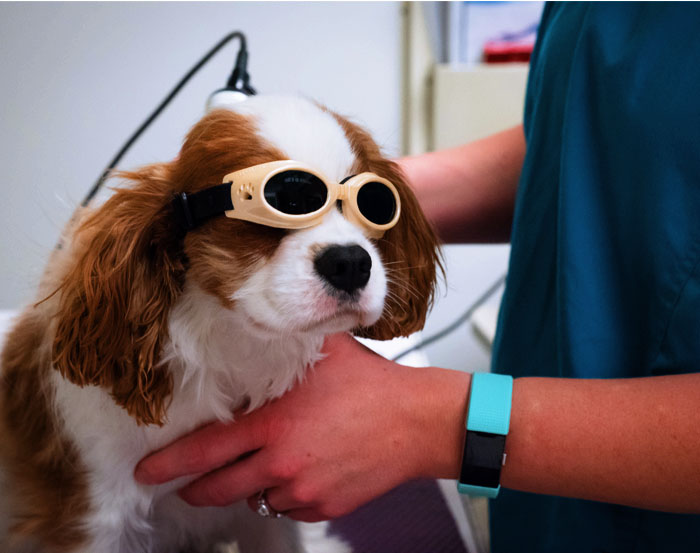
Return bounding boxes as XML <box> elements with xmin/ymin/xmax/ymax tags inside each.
<box><xmin>392</xmin><ymin>273</ymin><xmax>507</xmax><ymax>363</ymax></box>
<box><xmin>82</xmin><ymin>31</ymin><xmax>250</xmax><ymax>207</ymax></box>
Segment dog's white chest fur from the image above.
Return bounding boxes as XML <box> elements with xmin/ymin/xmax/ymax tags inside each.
<box><xmin>48</xmin><ymin>279</ymin><xmax>328</xmax><ymax>551</ymax></box>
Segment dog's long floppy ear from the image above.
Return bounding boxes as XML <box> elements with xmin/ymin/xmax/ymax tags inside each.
<box><xmin>52</xmin><ymin>164</ymin><xmax>186</xmax><ymax>426</ymax></box>
<box><xmin>333</xmin><ymin>116</ymin><xmax>443</xmax><ymax>341</ymax></box>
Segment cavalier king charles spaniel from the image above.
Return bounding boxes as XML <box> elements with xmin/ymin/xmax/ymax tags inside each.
<box><xmin>0</xmin><ymin>96</ymin><xmax>441</xmax><ymax>552</ymax></box>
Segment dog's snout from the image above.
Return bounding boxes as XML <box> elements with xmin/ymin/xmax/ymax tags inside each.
<box><xmin>314</xmin><ymin>244</ymin><xmax>372</xmax><ymax>294</ymax></box>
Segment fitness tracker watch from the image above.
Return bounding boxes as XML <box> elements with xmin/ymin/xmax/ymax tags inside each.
<box><xmin>457</xmin><ymin>372</ymin><xmax>513</xmax><ymax>498</ymax></box>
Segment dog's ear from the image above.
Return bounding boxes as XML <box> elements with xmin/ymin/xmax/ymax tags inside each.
<box><xmin>52</xmin><ymin>164</ymin><xmax>185</xmax><ymax>426</ymax></box>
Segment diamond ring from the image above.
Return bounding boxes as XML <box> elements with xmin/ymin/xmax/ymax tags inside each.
<box><xmin>256</xmin><ymin>491</ymin><xmax>283</xmax><ymax>518</ymax></box>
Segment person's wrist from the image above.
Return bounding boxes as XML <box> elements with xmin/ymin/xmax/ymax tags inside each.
<box><xmin>408</xmin><ymin>366</ymin><xmax>471</xmax><ymax>480</ymax></box>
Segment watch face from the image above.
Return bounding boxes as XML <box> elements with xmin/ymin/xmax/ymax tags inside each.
<box><xmin>459</xmin><ymin>431</ymin><xmax>506</xmax><ymax>489</ymax></box>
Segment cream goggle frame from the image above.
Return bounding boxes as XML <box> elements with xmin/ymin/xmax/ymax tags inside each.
<box><xmin>173</xmin><ymin>160</ymin><xmax>401</xmax><ymax>238</ymax></box>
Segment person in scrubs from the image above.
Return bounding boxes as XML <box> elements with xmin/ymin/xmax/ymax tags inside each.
<box><xmin>136</xmin><ymin>4</ymin><xmax>700</xmax><ymax>551</ymax></box>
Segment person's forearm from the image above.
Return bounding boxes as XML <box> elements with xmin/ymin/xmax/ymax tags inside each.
<box><xmin>398</xmin><ymin>125</ymin><xmax>526</xmax><ymax>244</ymax></box>
<box><xmin>503</xmin><ymin>374</ymin><xmax>700</xmax><ymax>513</ymax></box>
<box><xmin>431</xmin><ymin>372</ymin><xmax>700</xmax><ymax>514</ymax></box>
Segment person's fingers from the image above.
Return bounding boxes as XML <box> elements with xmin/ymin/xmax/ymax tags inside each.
<box><xmin>246</xmin><ymin>483</ymin><xmax>310</xmax><ymax>515</ymax></box>
<box><xmin>261</xmin><ymin>486</ymin><xmax>299</xmax><ymax>513</ymax></box>
<box><xmin>283</xmin><ymin>508</ymin><xmax>329</xmax><ymax>523</ymax></box>
<box><xmin>135</xmin><ymin>416</ymin><xmax>267</xmax><ymax>485</ymax></box>
<box><xmin>245</xmin><ymin>485</ymin><xmax>349</xmax><ymax>523</ymax></box>
<box><xmin>245</xmin><ymin>486</ymin><xmax>287</xmax><ymax>517</ymax></box>
<box><xmin>177</xmin><ymin>450</ymin><xmax>275</xmax><ymax>507</ymax></box>
<box><xmin>245</xmin><ymin>492</ymin><xmax>328</xmax><ymax>523</ymax></box>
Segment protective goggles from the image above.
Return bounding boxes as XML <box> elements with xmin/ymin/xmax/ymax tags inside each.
<box><xmin>173</xmin><ymin>160</ymin><xmax>401</xmax><ymax>238</ymax></box>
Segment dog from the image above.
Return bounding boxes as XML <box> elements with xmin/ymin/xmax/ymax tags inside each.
<box><xmin>0</xmin><ymin>95</ymin><xmax>441</xmax><ymax>552</ymax></box>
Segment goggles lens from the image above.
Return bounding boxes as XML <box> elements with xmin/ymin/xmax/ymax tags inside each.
<box><xmin>356</xmin><ymin>180</ymin><xmax>398</xmax><ymax>225</ymax></box>
<box><xmin>264</xmin><ymin>170</ymin><xmax>328</xmax><ymax>215</ymax></box>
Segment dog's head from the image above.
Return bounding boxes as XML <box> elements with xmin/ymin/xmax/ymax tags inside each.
<box><xmin>51</xmin><ymin>96</ymin><xmax>442</xmax><ymax>425</ymax></box>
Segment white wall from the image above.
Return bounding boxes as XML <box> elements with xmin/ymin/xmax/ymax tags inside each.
<box><xmin>0</xmin><ymin>1</ymin><xmax>508</xmax><ymax>374</ymax></box>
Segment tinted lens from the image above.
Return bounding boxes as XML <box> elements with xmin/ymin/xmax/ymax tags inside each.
<box><xmin>264</xmin><ymin>171</ymin><xmax>328</xmax><ymax>215</ymax></box>
<box><xmin>356</xmin><ymin>181</ymin><xmax>397</xmax><ymax>225</ymax></box>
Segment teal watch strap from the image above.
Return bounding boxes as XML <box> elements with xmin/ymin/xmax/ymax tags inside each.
<box><xmin>457</xmin><ymin>372</ymin><xmax>513</xmax><ymax>498</ymax></box>
<box><xmin>457</xmin><ymin>482</ymin><xmax>502</xmax><ymax>498</ymax></box>
<box><xmin>467</xmin><ymin>372</ymin><xmax>513</xmax><ymax>435</ymax></box>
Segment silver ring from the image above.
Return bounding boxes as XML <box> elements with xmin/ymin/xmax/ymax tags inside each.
<box><xmin>256</xmin><ymin>491</ymin><xmax>282</xmax><ymax>518</ymax></box>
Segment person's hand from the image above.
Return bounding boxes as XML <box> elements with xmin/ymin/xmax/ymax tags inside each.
<box><xmin>134</xmin><ymin>332</ymin><xmax>470</xmax><ymax>522</ymax></box>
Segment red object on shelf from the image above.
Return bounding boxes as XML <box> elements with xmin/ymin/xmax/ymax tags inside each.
<box><xmin>483</xmin><ymin>40</ymin><xmax>534</xmax><ymax>63</ymax></box>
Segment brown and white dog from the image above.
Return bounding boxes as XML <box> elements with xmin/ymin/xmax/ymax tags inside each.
<box><xmin>0</xmin><ymin>96</ymin><xmax>441</xmax><ymax>552</ymax></box>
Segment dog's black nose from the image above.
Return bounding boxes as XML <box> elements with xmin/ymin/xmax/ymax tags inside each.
<box><xmin>314</xmin><ymin>245</ymin><xmax>372</xmax><ymax>294</ymax></box>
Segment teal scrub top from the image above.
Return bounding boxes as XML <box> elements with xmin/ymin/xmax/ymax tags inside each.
<box><xmin>490</xmin><ymin>2</ymin><xmax>700</xmax><ymax>552</ymax></box>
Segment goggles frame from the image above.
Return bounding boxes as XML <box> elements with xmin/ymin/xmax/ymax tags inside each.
<box><xmin>173</xmin><ymin>160</ymin><xmax>401</xmax><ymax>238</ymax></box>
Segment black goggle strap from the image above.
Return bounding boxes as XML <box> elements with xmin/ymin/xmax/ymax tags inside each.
<box><xmin>172</xmin><ymin>183</ymin><xmax>233</xmax><ymax>231</ymax></box>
